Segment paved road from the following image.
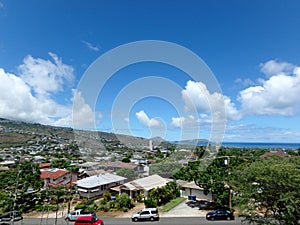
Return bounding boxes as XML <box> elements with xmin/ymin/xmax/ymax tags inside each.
<box><xmin>17</xmin><ymin>199</ymin><xmax>247</xmax><ymax>225</ymax></box>
<box><xmin>14</xmin><ymin>217</ymin><xmax>245</xmax><ymax>225</ymax></box>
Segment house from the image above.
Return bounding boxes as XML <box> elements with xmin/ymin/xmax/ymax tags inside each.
<box><xmin>40</xmin><ymin>168</ymin><xmax>75</xmax><ymax>188</ymax></box>
<box><xmin>117</xmin><ymin>174</ymin><xmax>169</xmax><ymax>198</ymax></box>
<box><xmin>177</xmin><ymin>180</ymin><xmax>213</xmax><ymax>201</ymax></box>
<box><xmin>0</xmin><ymin>160</ymin><xmax>16</xmax><ymax>168</ymax></box>
<box><xmin>39</xmin><ymin>162</ymin><xmax>51</xmax><ymax>170</ymax></box>
<box><xmin>260</xmin><ymin>150</ymin><xmax>286</xmax><ymax>158</ymax></box>
<box><xmin>107</xmin><ymin>161</ymin><xmax>145</xmax><ymax>176</ymax></box>
<box><xmin>78</xmin><ymin>169</ymin><xmax>106</xmax><ymax>179</ymax></box>
<box><xmin>75</xmin><ymin>173</ymin><xmax>127</xmax><ymax>199</ymax></box>
<box><xmin>78</xmin><ymin>161</ymin><xmax>101</xmax><ymax>171</ymax></box>
<box><xmin>33</xmin><ymin>155</ymin><xmax>46</xmax><ymax>163</ymax></box>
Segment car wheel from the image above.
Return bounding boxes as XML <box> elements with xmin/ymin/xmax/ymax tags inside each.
<box><xmin>150</xmin><ymin>217</ymin><xmax>154</xmax><ymax>221</ymax></box>
<box><xmin>227</xmin><ymin>216</ymin><xmax>231</xmax><ymax>220</ymax></box>
<box><xmin>211</xmin><ymin>217</ymin><xmax>214</xmax><ymax>221</ymax></box>
<box><xmin>133</xmin><ymin>217</ymin><xmax>138</xmax><ymax>222</ymax></box>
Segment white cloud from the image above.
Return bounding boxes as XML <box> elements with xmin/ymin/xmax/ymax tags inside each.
<box><xmin>0</xmin><ymin>54</ymin><xmax>97</xmax><ymax>128</ymax></box>
<box><xmin>18</xmin><ymin>52</ymin><xmax>74</xmax><ymax>96</ymax></box>
<box><xmin>260</xmin><ymin>59</ymin><xmax>295</xmax><ymax>77</ymax></box>
<box><xmin>170</xmin><ymin>115</ymin><xmax>205</xmax><ymax>128</ymax></box>
<box><xmin>0</xmin><ymin>68</ymin><xmax>70</xmax><ymax>124</ymax></box>
<box><xmin>71</xmin><ymin>90</ymin><xmax>98</xmax><ymax>128</ymax></box>
<box><xmin>135</xmin><ymin>110</ymin><xmax>160</xmax><ymax>127</ymax></box>
<box><xmin>235</xmin><ymin>78</ymin><xmax>256</xmax><ymax>86</ymax></box>
<box><xmin>182</xmin><ymin>80</ymin><xmax>241</xmax><ymax>121</ymax></box>
<box><xmin>238</xmin><ymin>69</ymin><xmax>300</xmax><ymax>116</ymax></box>
<box><xmin>170</xmin><ymin>116</ymin><xmax>185</xmax><ymax>128</ymax></box>
<box><xmin>81</xmin><ymin>40</ymin><xmax>100</xmax><ymax>52</ymax></box>
<box><xmin>225</xmin><ymin>123</ymin><xmax>300</xmax><ymax>142</ymax></box>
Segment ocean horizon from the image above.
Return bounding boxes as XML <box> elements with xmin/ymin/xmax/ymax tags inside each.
<box><xmin>175</xmin><ymin>141</ymin><xmax>300</xmax><ymax>150</ymax></box>
<box><xmin>221</xmin><ymin>142</ymin><xmax>300</xmax><ymax>150</ymax></box>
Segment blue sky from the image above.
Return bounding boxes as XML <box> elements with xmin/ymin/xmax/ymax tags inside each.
<box><xmin>0</xmin><ymin>0</ymin><xmax>300</xmax><ymax>143</ymax></box>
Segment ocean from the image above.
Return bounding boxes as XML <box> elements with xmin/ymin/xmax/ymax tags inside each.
<box><xmin>175</xmin><ymin>141</ymin><xmax>300</xmax><ymax>150</ymax></box>
<box><xmin>221</xmin><ymin>142</ymin><xmax>300</xmax><ymax>150</ymax></box>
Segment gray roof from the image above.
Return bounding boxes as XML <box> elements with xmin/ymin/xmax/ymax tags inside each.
<box><xmin>126</xmin><ymin>174</ymin><xmax>169</xmax><ymax>191</ymax></box>
<box><xmin>76</xmin><ymin>173</ymin><xmax>126</xmax><ymax>189</ymax></box>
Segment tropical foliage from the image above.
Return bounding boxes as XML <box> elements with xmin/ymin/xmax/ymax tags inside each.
<box><xmin>232</xmin><ymin>156</ymin><xmax>300</xmax><ymax>225</ymax></box>
<box><xmin>0</xmin><ymin>161</ymin><xmax>43</xmax><ymax>213</ymax></box>
<box><xmin>148</xmin><ymin>181</ymin><xmax>180</xmax><ymax>206</ymax></box>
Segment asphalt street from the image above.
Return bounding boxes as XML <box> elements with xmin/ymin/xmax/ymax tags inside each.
<box><xmin>17</xmin><ymin>200</ymin><xmax>246</xmax><ymax>225</ymax></box>
<box><xmin>13</xmin><ymin>217</ymin><xmax>245</xmax><ymax>225</ymax></box>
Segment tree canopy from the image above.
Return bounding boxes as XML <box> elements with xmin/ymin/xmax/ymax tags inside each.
<box><xmin>232</xmin><ymin>156</ymin><xmax>300</xmax><ymax>225</ymax></box>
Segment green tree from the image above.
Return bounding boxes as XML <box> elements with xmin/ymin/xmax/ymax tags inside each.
<box><xmin>51</xmin><ymin>158</ymin><xmax>70</xmax><ymax>169</ymax></box>
<box><xmin>173</xmin><ymin>153</ymin><xmax>244</xmax><ymax>207</ymax></box>
<box><xmin>115</xmin><ymin>193</ymin><xmax>134</xmax><ymax>211</ymax></box>
<box><xmin>116</xmin><ymin>168</ymin><xmax>136</xmax><ymax>181</ymax></box>
<box><xmin>149</xmin><ymin>160</ymin><xmax>182</xmax><ymax>178</ymax></box>
<box><xmin>148</xmin><ymin>181</ymin><xmax>180</xmax><ymax>206</ymax></box>
<box><xmin>232</xmin><ymin>156</ymin><xmax>300</xmax><ymax>225</ymax></box>
<box><xmin>0</xmin><ymin>161</ymin><xmax>43</xmax><ymax>213</ymax></box>
<box><xmin>121</xmin><ymin>157</ymin><xmax>131</xmax><ymax>163</ymax></box>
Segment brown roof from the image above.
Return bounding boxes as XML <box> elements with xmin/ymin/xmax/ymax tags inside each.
<box><xmin>39</xmin><ymin>162</ymin><xmax>51</xmax><ymax>168</ymax></box>
<box><xmin>40</xmin><ymin>169</ymin><xmax>69</xmax><ymax>179</ymax></box>
<box><xmin>107</xmin><ymin>161</ymin><xmax>138</xmax><ymax>169</ymax></box>
<box><xmin>260</xmin><ymin>150</ymin><xmax>285</xmax><ymax>158</ymax></box>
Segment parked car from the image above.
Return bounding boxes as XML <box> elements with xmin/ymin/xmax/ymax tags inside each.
<box><xmin>197</xmin><ymin>200</ymin><xmax>215</xmax><ymax>210</ymax></box>
<box><xmin>65</xmin><ymin>209</ymin><xmax>96</xmax><ymax>221</ymax></box>
<box><xmin>131</xmin><ymin>208</ymin><xmax>159</xmax><ymax>222</ymax></box>
<box><xmin>206</xmin><ymin>209</ymin><xmax>234</xmax><ymax>221</ymax></box>
<box><xmin>0</xmin><ymin>211</ymin><xmax>23</xmax><ymax>222</ymax></box>
<box><xmin>74</xmin><ymin>215</ymin><xmax>104</xmax><ymax>225</ymax></box>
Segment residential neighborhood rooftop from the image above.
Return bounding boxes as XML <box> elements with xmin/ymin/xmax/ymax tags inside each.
<box><xmin>76</xmin><ymin>173</ymin><xmax>127</xmax><ymax>189</ymax></box>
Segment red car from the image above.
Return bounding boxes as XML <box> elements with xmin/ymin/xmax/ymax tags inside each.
<box><xmin>74</xmin><ymin>215</ymin><xmax>104</xmax><ymax>225</ymax></box>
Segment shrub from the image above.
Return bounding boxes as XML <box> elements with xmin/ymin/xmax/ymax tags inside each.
<box><xmin>144</xmin><ymin>199</ymin><xmax>157</xmax><ymax>208</ymax></box>
<box><xmin>102</xmin><ymin>192</ymin><xmax>112</xmax><ymax>202</ymax></box>
<box><xmin>115</xmin><ymin>193</ymin><xmax>134</xmax><ymax>210</ymax></box>
<box><xmin>74</xmin><ymin>203</ymin><xmax>86</xmax><ymax>210</ymax></box>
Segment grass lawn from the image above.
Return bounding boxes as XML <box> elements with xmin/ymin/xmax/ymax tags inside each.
<box><xmin>160</xmin><ymin>197</ymin><xmax>186</xmax><ymax>212</ymax></box>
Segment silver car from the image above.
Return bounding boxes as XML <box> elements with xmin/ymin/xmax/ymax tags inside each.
<box><xmin>131</xmin><ymin>208</ymin><xmax>159</xmax><ymax>222</ymax></box>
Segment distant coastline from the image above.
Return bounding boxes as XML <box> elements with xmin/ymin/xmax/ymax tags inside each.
<box><xmin>221</xmin><ymin>142</ymin><xmax>300</xmax><ymax>150</ymax></box>
<box><xmin>175</xmin><ymin>140</ymin><xmax>300</xmax><ymax>150</ymax></box>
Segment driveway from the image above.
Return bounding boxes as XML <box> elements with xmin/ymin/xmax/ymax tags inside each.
<box><xmin>160</xmin><ymin>200</ymin><xmax>207</xmax><ymax>217</ymax></box>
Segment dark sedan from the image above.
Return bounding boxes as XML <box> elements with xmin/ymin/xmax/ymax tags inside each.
<box><xmin>206</xmin><ymin>209</ymin><xmax>234</xmax><ymax>221</ymax></box>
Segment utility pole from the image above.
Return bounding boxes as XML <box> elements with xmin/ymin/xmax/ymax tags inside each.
<box><xmin>224</xmin><ymin>156</ymin><xmax>232</xmax><ymax>211</ymax></box>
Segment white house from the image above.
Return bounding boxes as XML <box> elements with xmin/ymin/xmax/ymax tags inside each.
<box><xmin>178</xmin><ymin>180</ymin><xmax>213</xmax><ymax>201</ymax></box>
<box><xmin>118</xmin><ymin>174</ymin><xmax>169</xmax><ymax>198</ymax></box>
<box><xmin>75</xmin><ymin>173</ymin><xmax>126</xmax><ymax>199</ymax></box>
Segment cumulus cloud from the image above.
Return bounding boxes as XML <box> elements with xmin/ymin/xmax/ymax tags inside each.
<box><xmin>0</xmin><ymin>53</ymin><xmax>98</xmax><ymax>128</ymax></box>
<box><xmin>81</xmin><ymin>40</ymin><xmax>100</xmax><ymax>52</ymax></box>
<box><xmin>238</xmin><ymin>72</ymin><xmax>300</xmax><ymax>116</ymax></box>
<box><xmin>135</xmin><ymin>110</ymin><xmax>161</xmax><ymax>127</ymax></box>
<box><xmin>18</xmin><ymin>52</ymin><xmax>74</xmax><ymax>96</ymax></box>
<box><xmin>182</xmin><ymin>80</ymin><xmax>241</xmax><ymax>121</ymax></box>
<box><xmin>260</xmin><ymin>59</ymin><xmax>295</xmax><ymax>77</ymax></box>
<box><xmin>71</xmin><ymin>90</ymin><xmax>98</xmax><ymax>128</ymax></box>
<box><xmin>0</xmin><ymin>68</ymin><xmax>70</xmax><ymax>124</ymax></box>
<box><xmin>170</xmin><ymin>115</ymin><xmax>207</xmax><ymax>128</ymax></box>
